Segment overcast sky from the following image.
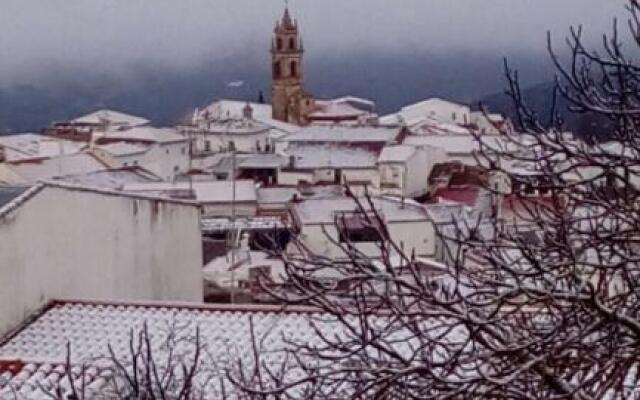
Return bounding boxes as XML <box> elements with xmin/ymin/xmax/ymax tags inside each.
<box><xmin>0</xmin><ymin>0</ymin><xmax>629</xmax><ymax>86</ymax></box>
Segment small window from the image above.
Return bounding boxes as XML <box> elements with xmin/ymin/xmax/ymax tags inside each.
<box><xmin>133</xmin><ymin>160</ymin><xmax>138</xmax><ymax>166</ymax></box>
<box><xmin>181</xmin><ymin>147</ymin><xmax>186</xmax><ymax>155</ymax></box>
<box><xmin>289</xmin><ymin>37</ymin><xmax>296</xmax><ymax>50</ymax></box>
<box><xmin>452</xmin><ymin>112</ymin><xmax>457</xmax><ymax>121</ymax></box>
<box><xmin>337</xmin><ymin>212</ymin><xmax>385</xmax><ymax>243</ymax></box>
<box><xmin>123</xmin><ymin>162</ymin><xmax>128</xmax><ymax>167</ymax></box>
<box><xmin>273</xmin><ymin>62</ymin><xmax>282</xmax><ymax>79</ymax></box>
<box><xmin>166</xmin><ymin>148</ymin><xmax>170</xmax><ymax>154</ymax></box>
<box><xmin>276</xmin><ymin>37</ymin><xmax>283</xmax><ymax>50</ymax></box>
<box><xmin>204</xmin><ymin>140</ymin><xmax>211</xmax><ymax>152</ymax></box>
<box><xmin>290</xmin><ymin>61</ymin><xmax>297</xmax><ymax>78</ymax></box>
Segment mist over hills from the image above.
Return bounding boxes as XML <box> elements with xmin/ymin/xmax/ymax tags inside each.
<box><xmin>0</xmin><ymin>51</ymin><xmax>556</xmax><ymax>134</ymax></box>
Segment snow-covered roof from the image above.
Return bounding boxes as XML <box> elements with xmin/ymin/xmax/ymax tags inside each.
<box><xmin>403</xmin><ymin>134</ymin><xmax>504</xmax><ymax>157</ymax></box>
<box><xmin>204</xmin><ymin>249</ymin><xmax>286</xmax><ymax>287</ymax></box>
<box><xmin>100</xmin><ymin>127</ymin><xmax>187</xmax><ymax>144</ymax></box>
<box><xmin>200</xmin><ymin>118</ymin><xmax>271</xmax><ymax>135</ymax></box>
<box><xmin>201</xmin><ymin>216</ymin><xmax>285</xmax><ymax>233</ymax></box>
<box><xmin>380</xmin><ymin>98</ymin><xmax>471</xmax><ymax>126</ymax></box>
<box><xmin>197</xmin><ymin>100</ymin><xmax>272</xmax><ymax>121</ymax></box>
<box><xmin>123</xmin><ymin>180</ymin><xmax>257</xmax><ymax>203</ymax></box>
<box><xmin>0</xmin><ymin>134</ymin><xmax>83</xmax><ymax>162</ymax></box>
<box><xmin>71</xmin><ymin>109</ymin><xmax>150</xmax><ymax>127</ymax></box>
<box><xmin>378</xmin><ymin>145</ymin><xmax>417</xmax><ymax>163</ymax></box>
<box><xmin>257</xmin><ymin>186</ymin><xmax>299</xmax><ymax>205</ymax></box>
<box><xmin>94</xmin><ymin>142</ymin><xmax>149</xmax><ymax>157</ymax></box>
<box><xmin>309</xmin><ymin>101</ymin><xmax>368</xmax><ymax>119</ymax></box>
<box><xmin>331</xmin><ymin>96</ymin><xmax>376</xmax><ymax>111</ymax></box>
<box><xmin>238</xmin><ymin>153</ymin><xmax>288</xmax><ymax>169</ymax></box>
<box><xmin>283</xmin><ymin>125</ymin><xmax>400</xmax><ymax>144</ymax></box>
<box><xmin>0</xmin><ymin>300</ymin><xmax>334</xmax><ymax>399</ymax></box>
<box><xmin>1</xmin><ymin>153</ymin><xmax>108</xmax><ymax>183</ymax></box>
<box><xmin>292</xmin><ymin>196</ymin><xmax>429</xmax><ymax>225</ymax></box>
<box><xmin>409</xmin><ymin>116</ymin><xmax>473</xmax><ymax>135</ymax></box>
<box><xmin>52</xmin><ymin>167</ymin><xmax>162</xmax><ymax>190</ymax></box>
<box><xmin>286</xmin><ymin>145</ymin><xmax>378</xmax><ymax>169</ymax></box>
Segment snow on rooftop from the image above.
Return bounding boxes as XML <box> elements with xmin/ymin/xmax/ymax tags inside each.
<box><xmin>378</xmin><ymin>145</ymin><xmax>417</xmax><ymax>163</ymax></box>
<box><xmin>0</xmin><ymin>300</ymin><xmax>345</xmax><ymax>399</ymax></box>
<box><xmin>2</xmin><ymin>154</ymin><xmax>108</xmax><ymax>183</ymax></box>
<box><xmin>292</xmin><ymin>196</ymin><xmax>429</xmax><ymax>225</ymax></box>
<box><xmin>94</xmin><ymin>142</ymin><xmax>149</xmax><ymax>157</ymax></box>
<box><xmin>201</xmin><ymin>215</ymin><xmax>285</xmax><ymax>233</ymax></box>
<box><xmin>123</xmin><ymin>180</ymin><xmax>257</xmax><ymax>203</ymax></box>
<box><xmin>53</xmin><ymin>168</ymin><xmax>162</xmax><ymax>190</ymax></box>
<box><xmin>286</xmin><ymin>144</ymin><xmax>378</xmax><ymax>169</ymax></box>
<box><xmin>200</xmin><ymin>118</ymin><xmax>272</xmax><ymax>135</ymax></box>
<box><xmin>309</xmin><ymin>101</ymin><xmax>368</xmax><ymax>119</ymax></box>
<box><xmin>100</xmin><ymin>126</ymin><xmax>187</xmax><ymax>144</ymax></box>
<box><xmin>0</xmin><ymin>134</ymin><xmax>83</xmax><ymax>162</ymax></box>
<box><xmin>238</xmin><ymin>153</ymin><xmax>288</xmax><ymax>169</ymax></box>
<box><xmin>257</xmin><ymin>186</ymin><xmax>299</xmax><ymax>204</ymax></box>
<box><xmin>403</xmin><ymin>134</ymin><xmax>504</xmax><ymax>156</ymax></box>
<box><xmin>71</xmin><ymin>109</ymin><xmax>150</xmax><ymax>127</ymax></box>
<box><xmin>198</xmin><ymin>99</ymin><xmax>273</xmax><ymax>121</ymax></box>
<box><xmin>284</xmin><ymin>125</ymin><xmax>400</xmax><ymax>144</ymax></box>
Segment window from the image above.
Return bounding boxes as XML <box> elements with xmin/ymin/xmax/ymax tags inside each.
<box><xmin>337</xmin><ymin>211</ymin><xmax>385</xmax><ymax>243</ymax></box>
<box><xmin>204</xmin><ymin>140</ymin><xmax>211</xmax><ymax>152</ymax></box>
<box><xmin>165</xmin><ymin>148</ymin><xmax>170</xmax><ymax>154</ymax></box>
<box><xmin>133</xmin><ymin>160</ymin><xmax>138</xmax><ymax>166</ymax></box>
<box><xmin>289</xmin><ymin>37</ymin><xmax>296</xmax><ymax>50</ymax></box>
<box><xmin>276</xmin><ymin>37</ymin><xmax>283</xmax><ymax>50</ymax></box>
<box><xmin>181</xmin><ymin>147</ymin><xmax>186</xmax><ymax>155</ymax></box>
<box><xmin>290</xmin><ymin>61</ymin><xmax>297</xmax><ymax>78</ymax></box>
<box><xmin>273</xmin><ymin>62</ymin><xmax>282</xmax><ymax>79</ymax></box>
<box><xmin>452</xmin><ymin>112</ymin><xmax>457</xmax><ymax>121</ymax></box>
<box><xmin>123</xmin><ymin>162</ymin><xmax>128</xmax><ymax>167</ymax></box>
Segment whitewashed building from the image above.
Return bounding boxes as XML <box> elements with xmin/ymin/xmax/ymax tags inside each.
<box><xmin>0</xmin><ymin>182</ymin><xmax>203</xmax><ymax>337</ymax></box>
<box><xmin>378</xmin><ymin>144</ymin><xmax>447</xmax><ymax>198</ymax></box>
<box><xmin>90</xmin><ymin>127</ymin><xmax>191</xmax><ymax>181</ymax></box>
<box><xmin>289</xmin><ymin>195</ymin><xmax>435</xmax><ymax>260</ymax></box>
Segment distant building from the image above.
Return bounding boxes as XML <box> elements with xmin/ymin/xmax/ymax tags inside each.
<box><xmin>271</xmin><ymin>7</ymin><xmax>315</xmax><ymax>125</ymax></box>
<box><xmin>0</xmin><ymin>182</ymin><xmax>203</xmax><ymax>336</ymax></box>
<box><xmin>47</xmin><ymin>109</ymin><xmax>151</xmax><ymax>142</ymax></box>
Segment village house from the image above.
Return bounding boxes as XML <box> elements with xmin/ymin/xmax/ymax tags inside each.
<box><xmin>89</xmin><ymin>126</ymin><xmax>190</xmax><ymax>181</ymax></box>
<box><xmin>288</xmin><ymin>195</ymin><xmax>436</xmax><ymax>261</ymax></box>
<box><xmin>378</xmin><ymin>144</ymin><xmax>447</xmax><ymax>198</ymax></box>
<box><xmin>46</xmin><ymin>109</ymin><xmax>151</xmax><ymax>142</ymax></box>
<box><xmin>0</xmin><ymin>182</ymin><xmax>203</xmax><ymax>337</ymax></box>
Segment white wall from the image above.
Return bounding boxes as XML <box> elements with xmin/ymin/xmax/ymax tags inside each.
<box><xmin>278</xmin><ymin>170</ymin><xmax>315</xmax><ymax>186</ymax></box>
<box><xmin>292</xmin><ymin>219</ymin><xmax>435</xmax><ymax>261</ymax></box>
<box><xmin>0</xmin><ymin>185</ymin><xmax>203</xmax><ymax>336</ymax></box>
<box><xmin>194</xmin><ymin>131</ymin><xmax>271</xmax><ymax>154</ymax></box>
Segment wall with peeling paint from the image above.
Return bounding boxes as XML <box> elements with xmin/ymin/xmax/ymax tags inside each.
<box><xmin>0</xmin><ymin>185</ymin><xmax>203</xmax><ymax>336</ymax></box>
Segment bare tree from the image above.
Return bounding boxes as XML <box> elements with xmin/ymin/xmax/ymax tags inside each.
<box><xmin>225</xmin><ymin>2</ymin><xmax>640</xmax><ymax>399</ymax></box>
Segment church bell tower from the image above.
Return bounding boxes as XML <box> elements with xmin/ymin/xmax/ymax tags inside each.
<box><xmin>271</xmin><ymin>6</ymin><xmax>312</xmax><ymax>124</ymax></box>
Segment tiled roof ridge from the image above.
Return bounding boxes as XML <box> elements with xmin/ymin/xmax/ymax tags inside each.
<box><xmin>48</xmin><ymin>298</ymin><xmax>321</xmax><ymax>314</ymax></box>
